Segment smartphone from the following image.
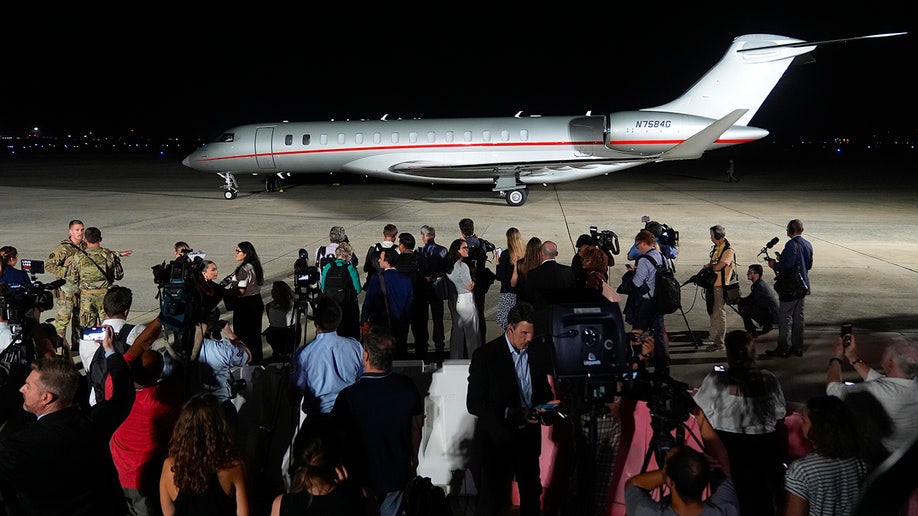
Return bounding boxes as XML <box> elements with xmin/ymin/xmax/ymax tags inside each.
<box><xmin>713</xmin><ymin>364</ymin><xmax>726</xmax><ymax>372</ymax></box>
<box><xmin>82</xmin><ymin>326</ymin><xmax>106</xmax><ymax>341</ymax></box>
<box><xmin>841</xmin><ymin>322</ymin><xmax>853</xmax><ymax>346</ymax></box>
<box><xmin>534</xmin><ymin>402</ymin><xmax>560</xmax><ymax>411</ymax></box>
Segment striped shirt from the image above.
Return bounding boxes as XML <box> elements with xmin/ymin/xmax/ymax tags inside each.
<box><xmin>784</xmin><ymin>453</ymin><xmax>868</xmax><ymax>516</ymax></box>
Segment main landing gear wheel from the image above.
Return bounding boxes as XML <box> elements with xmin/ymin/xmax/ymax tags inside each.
<box><xmin>224</xmin><ymin>190</ymin><xmax>237</xmax><ymax>200</ymax></box>
<box><xmin>505</xmin><ymin>188</ymin><xmax>528</xmax><ymax>206</ymax></box>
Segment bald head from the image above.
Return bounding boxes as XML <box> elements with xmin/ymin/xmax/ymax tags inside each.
<box><xmin>541</xmin><ymin>241</ymin><xmax>559</xmax><ymax>261</ymax></box>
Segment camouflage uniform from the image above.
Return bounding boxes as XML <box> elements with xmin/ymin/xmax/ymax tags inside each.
<box><xmin>46</xmin><ymin>238</ymin><xmax>84</xmax><ymax>347</ymax></box>
<box><xmin>66</xmin><ymin>247</ymin><xmax>123</xmax><ymax>329</ymax></box>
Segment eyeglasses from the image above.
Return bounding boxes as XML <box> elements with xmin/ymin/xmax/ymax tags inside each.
<box><xmin>234</xmin><ymin>249</ymin><xmax>243</xmax><ymax>253</ymax></box>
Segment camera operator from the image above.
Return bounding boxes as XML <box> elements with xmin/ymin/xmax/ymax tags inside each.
<box><xmin>694</xmin><ymin>330</ymin><xmax>786</xmax><ymax>516</ymax></box>
<box><xmin>703</xmin><ymin>225</ymin><xmax>736</xmax><ymax>353</ymax></box>
<box><xmin>195</xmin><ymin>319</ymin><xmax>251</xmax><ymax>431</ymax></box>
<box><xmin>621</xmin><ymin>230</ymin><xmax>668</xmax><ymax>373</ymax></box>
<box><xmin>0</xmin><ymin>247</ymin><xmax>31</xmax><ymax>290</ymax></box>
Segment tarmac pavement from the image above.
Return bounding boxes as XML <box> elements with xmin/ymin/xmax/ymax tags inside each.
<box><xmin>2</xmin><ymin>149</ymin><xmax>917</xmax><ymax>406</ymax></box>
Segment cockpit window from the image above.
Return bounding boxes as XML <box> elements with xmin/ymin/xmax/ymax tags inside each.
<box><xmin>218</xmin><ymin>133</ymin><xmax>234</xmax><ymax>143</ymax></box>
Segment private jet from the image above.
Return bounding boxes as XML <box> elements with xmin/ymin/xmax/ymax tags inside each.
<box><xmin>182</xmin><ymin>32</ymin><xmax>905</xmax><ymax>206</ymax></box>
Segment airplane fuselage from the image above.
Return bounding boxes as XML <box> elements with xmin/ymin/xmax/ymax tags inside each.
<box><xmin>183</xmin><ymin>113</ymin><xmax>766</xmax><ymax>185</ymax></box>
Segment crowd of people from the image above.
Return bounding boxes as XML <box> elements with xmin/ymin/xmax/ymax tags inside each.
<box><xmin>0</xmin><ymin>214</ymin><xmax>916</xmax><ymax>516</ymax></box>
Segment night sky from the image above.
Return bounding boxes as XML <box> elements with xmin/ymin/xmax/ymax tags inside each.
<box><xmin>1</xmin><ymin>6</ymin><xmax>913</xmax><ymax>141</ymax></box>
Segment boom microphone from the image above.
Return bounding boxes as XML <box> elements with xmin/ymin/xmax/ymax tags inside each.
<box><xmin>758</xmin><ymin>237</ymin><xmax>780</xmax><ymax>257</ymax></box>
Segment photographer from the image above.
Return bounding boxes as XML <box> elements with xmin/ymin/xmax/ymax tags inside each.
<box><xmin>703</xmin><ymin>225</ymin><xmax>736</xmax><ymax>353</ymax></box>
<box><xmin>196</xmin><ymin>319</ymin><xmax>252</xmax><ymax>431</ymax></box>
<box><xmin>694</xmin><ymin>330</ymin><xmax>786</xmax><ymax>516</ymax></box>
<box><xmin>827</xmin><ymin>332</ymin><xmax>918</xmax><ymax>460</ymax></box>
<box><xmin>621</xmin><ymin>230</ymin><xmax>668</xmax><ymax>372</ymax></box>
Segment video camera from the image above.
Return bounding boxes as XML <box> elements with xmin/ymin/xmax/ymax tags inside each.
<box><xmin>626</xmin><ymin>369</ymin><xmax>695</xmax><ymax>435</ymax></box>
<box><xmin>293</xmin><ymin>249</ymin><xmax>321</xmax><ymax>309</ymax></box>
<box><xmin>465</xmin><ymin>235</ymin><xmax>496</xmax><ymax>254</ymax></box>
<box><xmin>152</xmin><ymin>255</ymin><xmax>206</xmax><ymax>333</ymax></box>
<box><xmin>643</xmin><ymin>218</ymin><xmax>679</xmax><ymax>248</ymax></box>
<box><xmin>0</xmin><ymin>278</ymin><xmax>61</xmax><ymax>327</ymax></box>
<box><xmin>589</xmin><ymin>226</ymin><xmax>621</xmax><ymax>257</ymax></box>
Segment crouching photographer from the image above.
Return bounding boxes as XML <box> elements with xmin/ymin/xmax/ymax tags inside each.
<box><xmin>193</xmin><ymin>319</ymin><xmax>252</xmax><ymax>431</ymax></box>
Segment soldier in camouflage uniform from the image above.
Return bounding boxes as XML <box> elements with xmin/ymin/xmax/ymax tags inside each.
<box><xmin>65</xmin><ymin>227</ymin><xmax>125</xmax><ymax>330</ymax></box>
<box><xmin>46</xmin><ymin>219</ymin><xmax>86</xmax><ymax>350</ymax></box>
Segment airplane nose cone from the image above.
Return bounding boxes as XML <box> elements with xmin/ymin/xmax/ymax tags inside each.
<box><xmin>182</xmin><ymin>155</ymin><xmax>191</xmax><ymax>167</ymax></box>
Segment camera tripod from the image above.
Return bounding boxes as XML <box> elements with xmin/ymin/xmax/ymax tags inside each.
<box><xmin>292</xmin><ymin>285</ymin><xmax>320</xmax><ymax>348</ymax></box>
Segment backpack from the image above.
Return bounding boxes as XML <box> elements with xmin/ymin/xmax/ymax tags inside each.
<box><xmin>322</xmin><ymin>261</ymin><xmax>355</xmax><ymax>306</ymax></box>
<box><xmin>640</xmin><ymin>254</ymin><xmax>681</xmax><ymax>315</ymax></box>
<box><xmin>88</xmin><ymin>323</ymin><xmax>135</xmax><ymax>403</ymax></box>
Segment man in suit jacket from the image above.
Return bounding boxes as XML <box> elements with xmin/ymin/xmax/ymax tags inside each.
<box><xmin>467</xmin><ymin>302</ymin><xmax>557</xmax><ymax>516</ymax></box>
<box><xmin>0</xmin><ymin>326</ymin><xmax>135</xmax><ymax>515</ymax></box>
<box><xmin>361</xmin><ymin>248</ymin><xmax>413</xmax><ymax>357</ymax></box>
<box><xmin>517</xmin><ymin>240</ymin><xmax>576</xmax><ymax>312</ymax></box>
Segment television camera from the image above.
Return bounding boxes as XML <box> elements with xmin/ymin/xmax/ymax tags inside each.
<box><xmin>589</xmin><ymin>226</ymin><xmax>621</xmax><ymax>259</ymax></box>
<box><xmin>151</xmin><ymin>254</ymin><xmax>207</xmax><ymax>335</ymax></box>
<box><xmin>465</xmin><ymin>235</ymin><xmax>496</xmax><ymax>254</ymax></box>
<box><xmin>293</xmin><ymin>249</ymin><xmax>321</xmax><ymax>303</ymax></box>
<box><xmin>0</xmin><ymin>260</ymin><xmax>61</xmax><ymax>328</ymax></box>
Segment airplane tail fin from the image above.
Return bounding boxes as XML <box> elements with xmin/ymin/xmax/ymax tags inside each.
<box><xmin>646</xmin><ymin>32</ymin><xmax>907</xmax><ymax>126</ymax></box>
<box><xmin>644</xmin><ymin>34</ymin><xmax>812</xmax><ymax>126</ymax></box>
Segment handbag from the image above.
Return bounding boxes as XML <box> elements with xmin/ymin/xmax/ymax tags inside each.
<box><xmin>724</xmin><ymin>282</ymin><xmax>741</xmax><ymax>305</ymax></box>
<box><xmin>774</xmin><ymin>270</ymin><xmax>807</xmax><ymax>301</ymax></box>
<box><xmin>722</xmin><ymin>268</ymin><xmax>740</xmax><ymax>305</ymax></box>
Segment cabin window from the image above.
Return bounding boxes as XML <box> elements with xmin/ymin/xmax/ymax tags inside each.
<box><xmin>355</xmin><ymin>133</ymin><xmax>364</xmax><ymax>144</ymax></box>
<box><xmin>373</xmin><ymin>132</ymin><xmax>381</xmax><ymax>144</ymax></box>
<box><xmin>285</xmin><ymin>134</ymin><xmax>293</xmax><ymax>146</ymax></box>
<box><xmin>464</xmin><ymin>130</ymin><xmax>472</xmax><ymax>142</ymax></box>
<box><xmin>427</xmin><ymin>131</ymin><xmax>436</xmax><ymax>143</ymax></box>
<box><xmin>320</xmin><ymin>134</ymin><xmax>328</xmax><ymax>145</ymax></box>
<box><xmin>409</xmin><ymin>131</ymin><xmax>418</xmax><ymax>143</ymax></box>
<box><xmin>302</xmin><ymin>134</ymin><xmax>311</xmax><ymax>145</ymax></box>
<box><xmin>519</xmin><ymin>130</ymin><xmax>528</xmax><ymax>141</ymax></box>
<box><xmin>446</xmin><ymin>131</ymin><xmax>454</xmax><ymax>143</ymax></box>
<box><xmin>501</xmin><ymin>130</ymin><xmax>510</xmax><ymax>141</ymax></box>
<box><xmin>391</xmin><ymin>132</ymin><xmax>399</xmax><ymax>144</ymax></box>
<box><xmin>482</xmin><ymin>130</ymin><xmax>491</xmax><ymax>142</ymax></box>
<box><xmin>337</xmin><ymin>133</ymin><xmax>345</xmax><ymax>145</ymax></box>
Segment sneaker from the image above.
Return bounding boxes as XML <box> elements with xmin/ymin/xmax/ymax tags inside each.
<box><xmin>705</xmin><ymin>343</ymin><xmax>725</xmax><ymax>352</ymax></box>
